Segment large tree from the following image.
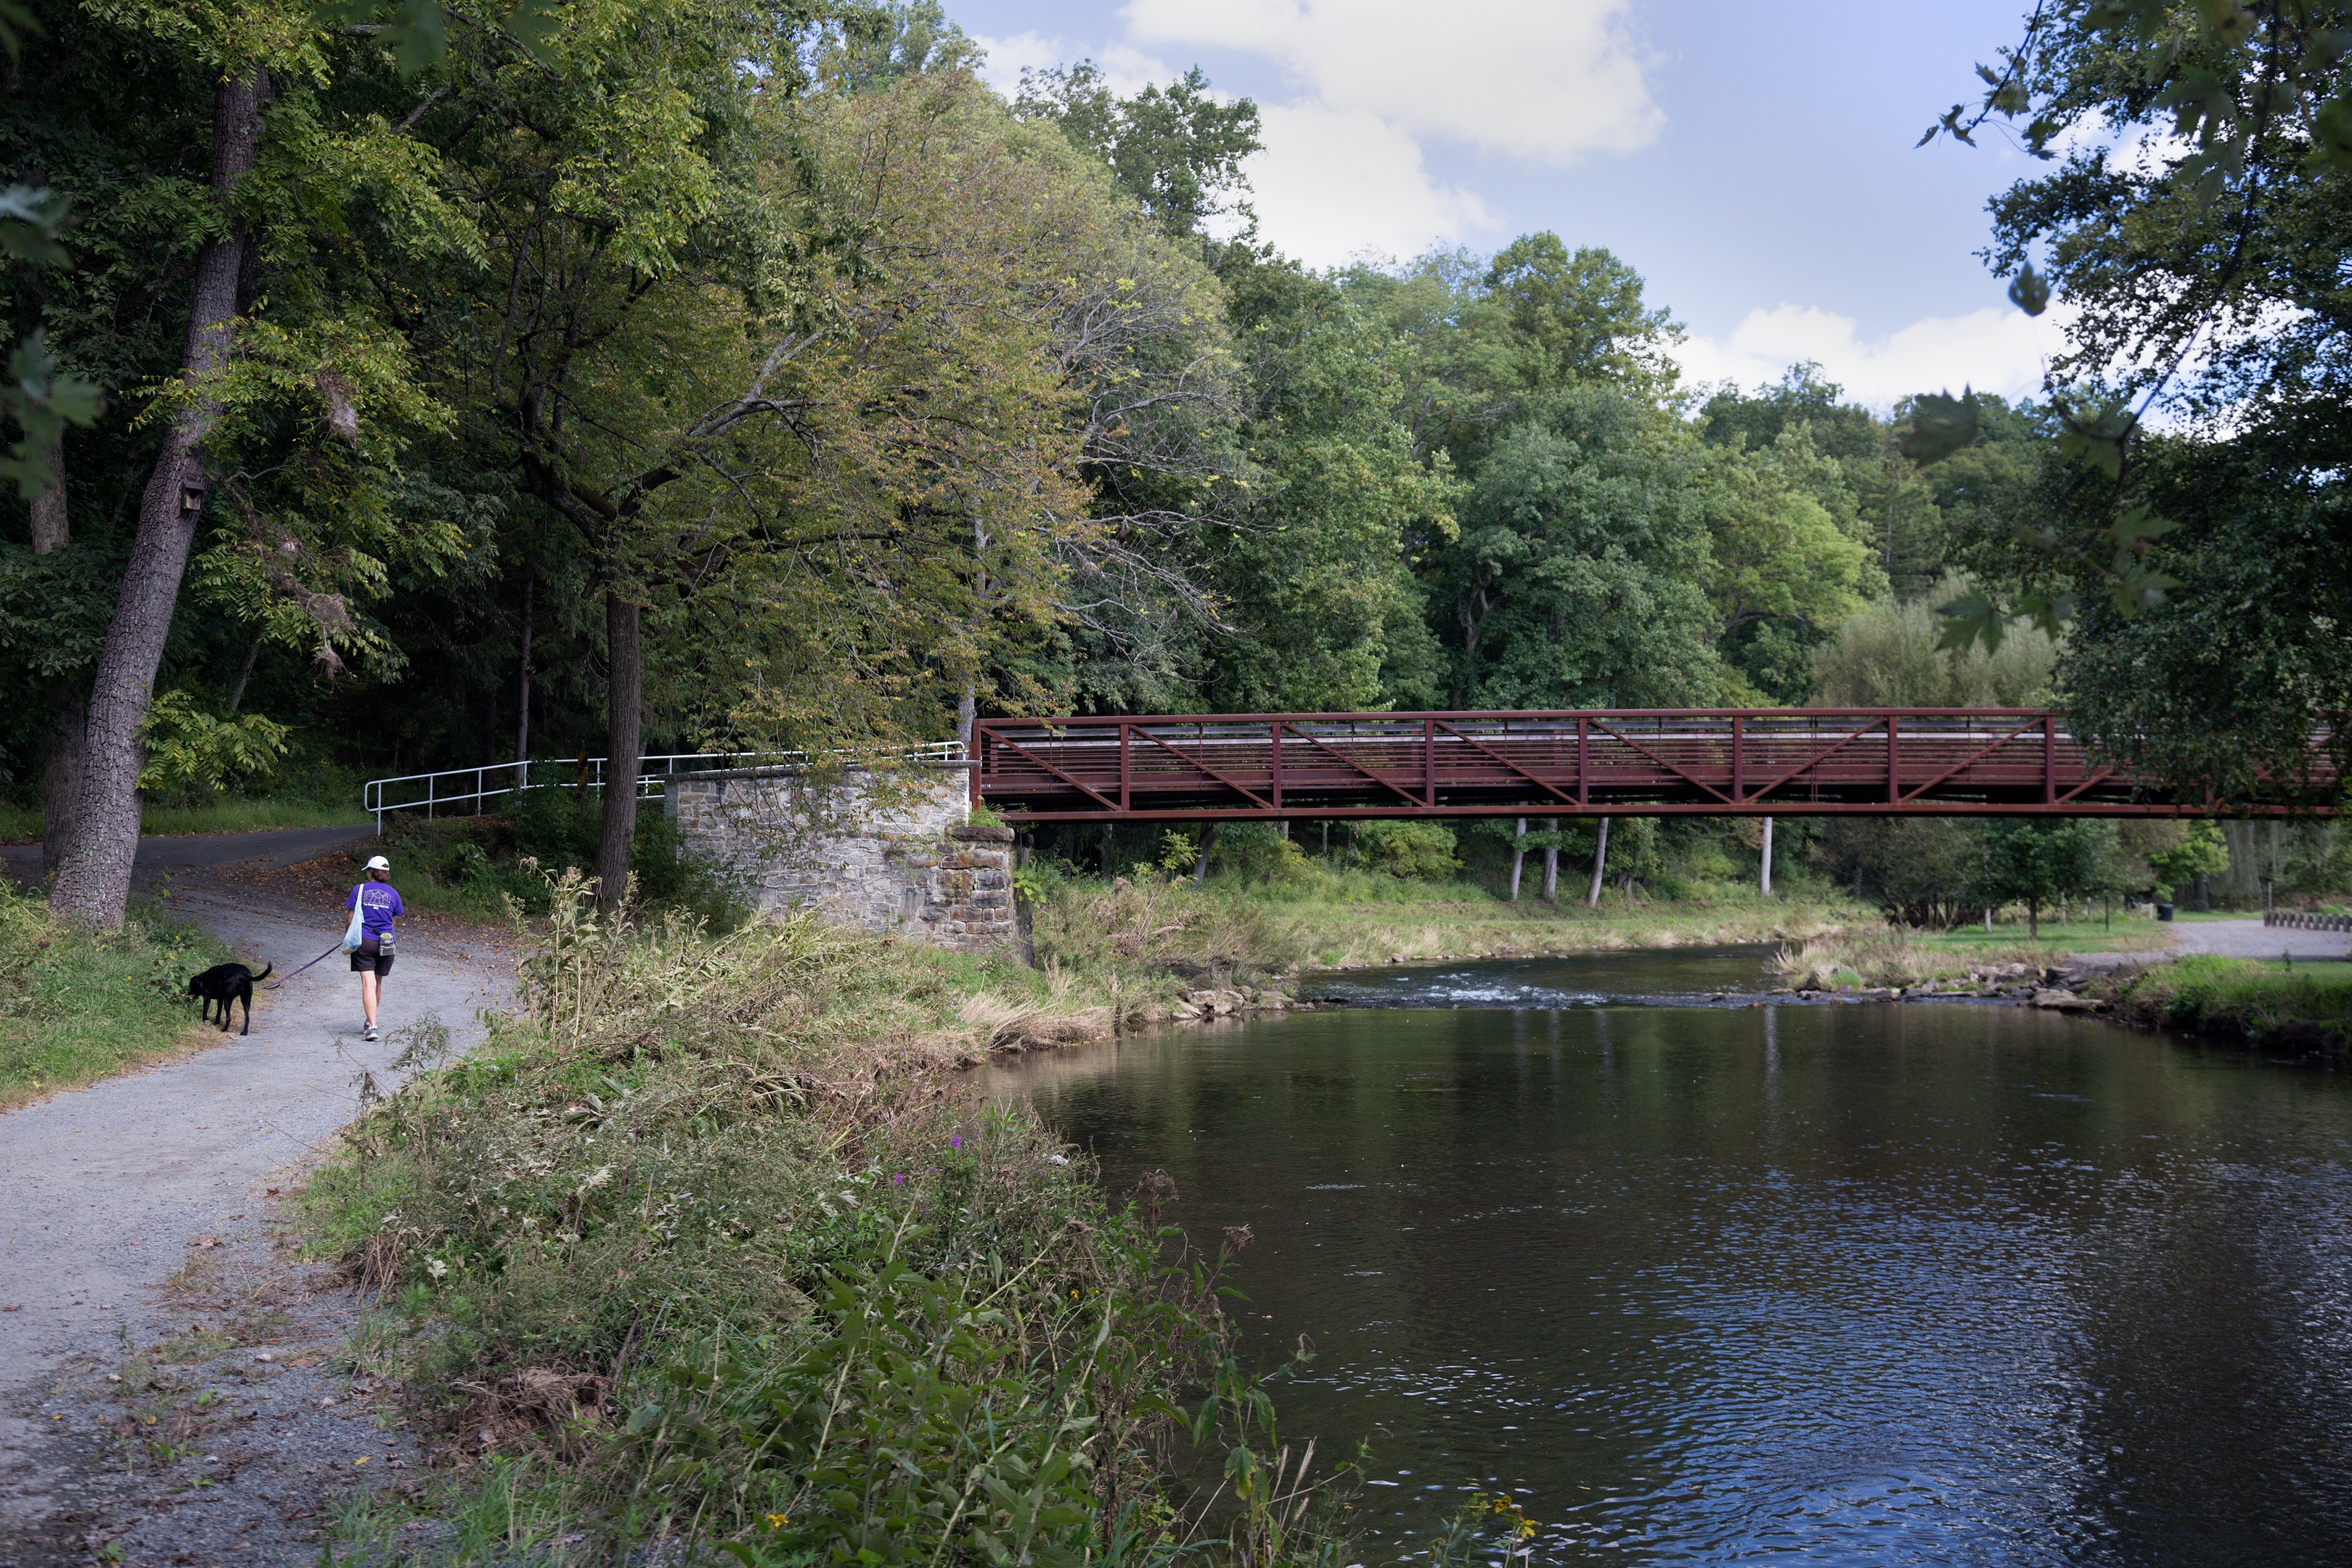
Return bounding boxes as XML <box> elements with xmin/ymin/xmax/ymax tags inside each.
<box><xmin>1932</xmin><ymin>1</ymin><xmax>2352</xmax><ymax>804</ymax></box>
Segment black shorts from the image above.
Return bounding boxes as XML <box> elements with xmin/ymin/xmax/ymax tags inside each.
<box><xmin>350</xmin><ymin>941</ymin><xmax>395</xmax><ymax>977</ymax></box>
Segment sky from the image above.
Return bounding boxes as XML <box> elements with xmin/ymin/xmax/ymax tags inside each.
<box><xmin>944</xmin><ymin>0</ymin><xmax>2072</xmax><ymax>410</ymax></box>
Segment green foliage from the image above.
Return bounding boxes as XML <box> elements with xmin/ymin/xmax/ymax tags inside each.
<box><xmin>0</xmin><ymin>878</ymin><xmax>229</xmax><ymax>1106</ymax></box>
<box><xmin>2044</xmin><ymin>440</ymin><xmax>2352</xmax><ymax>803</ymax></box>
<box><xmin>1809</xmin><ymin>591</ymin><xmax>2054</xmax><ymax>708</ymax></box>
<box><xmin>1343</xmin><ymin>821</ymin><xmax>1461</xmax><ymax>881</ymax></box>
<box><xmin>1013</xmin><ymin>60</ymin><xmax>1261</xmax><ymax>240</ymax></box>
<box><xmin>1440</xmin><ymin>385</ymin><xmax>1720</xmax><ymax>709</ymax></box>
<box><xmin>2112</xmin><ymin>955</ymin><xmax>2352</xmax><ymax>1047</ymax></box>
<box><xmin>2147</xmin><ymin>822</ymin><xmax>2230</xmax><ymax>898</ymax></box>
<box><xmin>376</xmin><ymin>788</ymin><xmax>739</xmax><ymax>924</ymax></box>
<box><xmin>1971</xmin><ymin>820</ymin><xmax>2124</xmax><ymax>935</ymax></box>
<box><xmin>306</xmin><ymin>883</ymin><xmax>1339</xmax><ymax>1562</ymax></box>
<box><xmin>1206</xmin><ymin>822</ymin><xmax>1313</xmax><ymax>886</ymax></box>
<box><xmin>134</xmin><ymin>690</ymin><xmax>290</xmax><ymax>799</ymax></box>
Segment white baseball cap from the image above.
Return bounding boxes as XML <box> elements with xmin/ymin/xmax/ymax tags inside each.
<box><xmin>365</xmin><ymin>854</ymin><xmax>391</xmax><ymax>871</ymax></box>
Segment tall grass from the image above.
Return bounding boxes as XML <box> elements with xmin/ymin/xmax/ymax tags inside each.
<box><xmin>0</xmin><ymin>881</ymin><xmax>233</xmax><ymax>1107</ymax></box>
<box><xmin>2108</xmin><ymin>954</ymin><xmax>2352</xmax><ymax>1045</ymax></box>
<box><xmin>305</xmin><ymin>871</ymin><xmax>1356</xmax><ymax>1567</ymax></box>
<box><xmin>1026</xmin><ymin>862</ymin><xmax>1855</xmax><ymax>978</ymax></box>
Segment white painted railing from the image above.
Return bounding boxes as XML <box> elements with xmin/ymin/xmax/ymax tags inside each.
<box><xmin>360</xmin><ymin>743</ymin><xmax>966</xmax><ymax>833</ymax></box>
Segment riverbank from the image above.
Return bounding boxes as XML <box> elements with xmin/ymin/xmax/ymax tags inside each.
<box><xmin>1768</xmin><ymin>920</ymin><xmax>2352</xmax><ymax>1053</ymax></box>
<box><xmin>293</xmin><ymin>872</ymin><xmax>1352</xmax><ymax>1567</ymax></box>
<box><xmin>1029</xmin><ymin>873</ymin><xmax>1859</xmax><ymax>978</ymax></box>
<box><xmin>2099</xmin><ymin>954</ymin><xmax>2352</xmax><ymax>1053</ymax></box>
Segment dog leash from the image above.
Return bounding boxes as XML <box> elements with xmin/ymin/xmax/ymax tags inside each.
<box><xmin>266</xmin><ymin>942</ymin><xmax>346</xmax><ymax>989</ymax></box>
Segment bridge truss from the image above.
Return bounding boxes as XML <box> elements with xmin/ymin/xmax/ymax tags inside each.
<box><xmin>973</xmin><ymin>710</ymin><xmax>2337</xmax><ymax>822</ymax></box>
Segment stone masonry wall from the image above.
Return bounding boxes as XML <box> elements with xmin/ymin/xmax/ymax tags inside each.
<box><xmin>664</xmin><ymin>764</ymin><xmax>1017</xmax><ymax>952</ymax></box>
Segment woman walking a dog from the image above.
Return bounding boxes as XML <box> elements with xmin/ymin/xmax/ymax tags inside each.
<box><xmin>347</xmin><ymin>854</ymin><xmax>403</xmax><ymax>1042</ymax></box>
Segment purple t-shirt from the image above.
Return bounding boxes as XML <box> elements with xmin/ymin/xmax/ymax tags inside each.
<box><xmin>348</xmin><ymin>881</ymin><xmax>404</xmax><ymax>942</ymax></box>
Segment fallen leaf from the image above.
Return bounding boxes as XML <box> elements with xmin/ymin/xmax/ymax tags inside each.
<box><xmin>264</xmin><ymin>1188</ymin><xmax>280</xmax><ymax>1196</ymax></box>
<box><xmin>188</xmin><ymin>1236</ymin><xmax>219</xmax><ymax>1249</ymax></box>
<box><xmin>1</xmin><ymin>1304</ymin><xmax>19</xmax><ymax>1312</ymax></box>
<box><xmin>225</xmin><ymin>1214</ymin><xmax>243</xmax><ymax>1220</ymax></box>
<box><xmin>353</xmin><ymin>1455</ymin><xmax>369</xmax><ymax>1467</ymax></box>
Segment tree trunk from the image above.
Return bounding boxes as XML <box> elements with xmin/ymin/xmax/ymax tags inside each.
<box><xmin>1508</xmin><ymin>816</ymin><xmax>1524</xmax><ymax>902</ymax></box>
<box><xmin>595</xmin><ymin>592</ymin><xmax>642</xmax><ymax>912</ymax></box>
<box><xmin>1585</xmin><ymin>817</ymin><xmax>1609</xmax><ymax>908</ymax></box>
<box><xmin>31</xmin><ymin>438</ymin><xmax>82</xmax><ymax>883</ymax></box>
<box><xmin>514</xmin><ymin>572</ymin><xmax>534</xmax><ymax>765</ymax></box>
<box><xmin>28</xmin><ymin>438</ymin><xmax>66</xmax><ymax>552</ymax></box>
<box><xmin>224</xmin><ymin>634</ymin><xmax>261</xmax><ymax>715</ymax></box>
<box><xmin>1541</xmin><ymin>816</ymin><xmax>1559</xmax><ymax>902</ymax></box>
<box><xmin>1192</xmin><ymin>822</ymin><xmax>1217</xmax><ymax>887</ymax></box>
<box><xmin>957</xmin><ymin>682</ymin><xmax>978</xmax><ymax>756</ymax></box>
<box><xmin>1760</xmin><ymin>814</ymin><xmax>1773</xmax><ymax>897</ymax></box>
<box><xmin>49</xmin><ymin>70</ymin><xmax>266</xmax><ymax>928</ymax></box>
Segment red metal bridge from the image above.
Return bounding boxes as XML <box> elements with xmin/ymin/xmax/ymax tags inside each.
<box><xmin>973</xmin><ymin>709</ymin><xmax>2339</xmax><ymax>822</ymax></box>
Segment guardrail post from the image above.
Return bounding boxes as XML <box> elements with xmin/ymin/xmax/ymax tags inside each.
<box><xmin>1577</xmin><ymin>716</ymin><xmax>1589</xmax><ymax>807</ymax></box>
<box><xmin>1424</xmin><ymin>719</ymin><xmax>1436</xmax><ymax>808</ymax></box>
<box><xmin>2043</xmin><ymin>714</ymin><xmax>2057</xmax><ymax>804</ymax></box>
<box><xmin>1886</xmin><ymin>714</ymin><xmax>1899</xmax><ymax>805</ymax></box>
<box><xmin>1119</xmin><ymin>723</ymin><xmax>1130</xmax><ymax>812</ymax></box>
<box><xmin>1732</xmin><ymin>714</ymin><xmax>1744</xmax><ymax>804</ymax></box>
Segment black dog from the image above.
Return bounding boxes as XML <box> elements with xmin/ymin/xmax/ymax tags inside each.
<box><xmin>187</xmin><ymin>962</ymin><xmax>271</xmax><ymax>1036</ymax></box>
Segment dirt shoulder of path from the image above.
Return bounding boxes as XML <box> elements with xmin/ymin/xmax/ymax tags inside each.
<box><xmin>0</xmin><ymin>850</ymin><xmax>515</xmax><ymax>1565</ymax></box>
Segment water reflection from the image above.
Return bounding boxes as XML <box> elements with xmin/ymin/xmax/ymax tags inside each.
<box><xmin>982</xmin><ymin>993</ymin><xmax>2352</xmax><ymax>1566</ymax></box>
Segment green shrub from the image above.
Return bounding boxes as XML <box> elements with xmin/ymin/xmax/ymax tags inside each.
<box><xmin>1209</xmin><ymin>822</ymin><xmax>1314</xmax><ymax>886</ymax></box>
<box><xmin>1344</xmin><ymin>820</ymin><xmax>1460</xmax><ymax>880</ymax></box>
<box><xmin>0</xmin><ymin>882</ymin><xmax>229</xmax><ymax>1105</ymax></box>
<box><xmin>307</xmin><ymin>875</ymin><xmax>1347</xmax><ymax>1565</ymax></box>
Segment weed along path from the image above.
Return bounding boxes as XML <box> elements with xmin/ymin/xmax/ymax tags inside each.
<box><xmin>0</xmin><ymin>831</ymin><xmax>516</xmax><ymax>1563</ymax></box>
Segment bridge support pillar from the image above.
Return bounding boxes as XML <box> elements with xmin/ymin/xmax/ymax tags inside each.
<box><xmin>666</xmin><ymin>764</ymin><xmax>1016</xmax><ymax>953</ymax></box>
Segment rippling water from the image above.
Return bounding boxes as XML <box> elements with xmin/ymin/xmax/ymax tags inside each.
<box><xmin>981</xmin><ymin>951</ymin><xmax>2352</xmax><ymax>1567</ymax></box>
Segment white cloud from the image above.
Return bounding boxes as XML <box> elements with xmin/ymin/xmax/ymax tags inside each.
<box><xmin>1243</xmin><ymin>101</ymin><xmax>1495</xmax><ymax>265</ymax></box>
<box><xmin>981</xmin><ymin>1</ymin><xmax>1661</xmax><ymax>264</ymax></box>
<box><xmin>970</xmin><ymin>32</ymin><xmax>1174</xmax><ymax>102</ymax></box>
<box><xmin>1122</xmin><ymin>0</ymin><xmax>1660</xmax><ymax>163</ymax></box>
<box><xmin>1674</xmin><ymin>302</ymin><xmax>2073</xmax><ymax>411</ymax></box>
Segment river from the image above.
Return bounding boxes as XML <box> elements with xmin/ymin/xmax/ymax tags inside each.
<box><xmin>979</xmin><ymin>947</ymin><xmax>2352</xmax><ymax>1567</ymax></box>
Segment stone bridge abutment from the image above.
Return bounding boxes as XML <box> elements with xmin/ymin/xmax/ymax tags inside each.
<box><xmin>665</xmin><ymin>763</ymin><xmax>1018</xmax><ymax>954</ymax></box>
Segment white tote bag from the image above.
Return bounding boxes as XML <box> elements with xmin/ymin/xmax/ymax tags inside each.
<box><xmin>342</xmin><ymin>901</ymin><xmax>367</xmax><ymax>952</ymax></box>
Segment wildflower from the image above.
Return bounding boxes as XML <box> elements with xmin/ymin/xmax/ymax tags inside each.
<box><xmin>766</xmin><ymin>1514</ymin><xmax>789</xmax><ymax>1530</ymax></box>
<box><xmin>892</xmin><ymin>1174</ymin><xmax>906</xmax><ymax>1185</ymax></box>
<box><xmin>425</xmin><ymin>1258</ymin><xmax>449</xmax><ymax>1281</ymax></box>
<box><xmin>948</xmin><ymin>1135</ymin><xmax>962</xmax><ymax>1150</ymax></box>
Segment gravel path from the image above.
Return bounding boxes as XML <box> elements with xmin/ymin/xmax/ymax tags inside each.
<box><xmin>2078</xmin><ymin>917</ymin><xmax>2352</xmax><ymax>971</ymax></box>
<box><xmin>0</xmin><ymin>833</ymin><xmax>516</xmax><ymax>1564</ymax></box>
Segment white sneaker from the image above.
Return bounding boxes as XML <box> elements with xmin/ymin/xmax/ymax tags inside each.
<box><xmin>363</xmin><ymin>1024</ymin><xmax>380</xmax><ymax>1042</ymax></box>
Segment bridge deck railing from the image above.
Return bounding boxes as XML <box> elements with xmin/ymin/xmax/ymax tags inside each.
<box><xmin>974</xmin><ymin>710</ymin><xmax>2337</xmax><ymax>821</ymax></box>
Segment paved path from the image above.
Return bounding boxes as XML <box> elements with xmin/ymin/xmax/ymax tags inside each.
<box><xmin>2171</xmin><ymin>918</ymin><xmax>2352</xmax><ymax>960</ymax></box>
<box><xmin>0</xmin><ymin>832</ymin><xmax>515</xmax><ymax>1553</ymax></box>
<box><xmin>2080</xmin><ymin>918</ymin><xmax>2352</xmax><ymax>971</ymax></box>
<box><xmin>0</xmin><ymin>823</ymin><xmax>376</xmax><ymax>888</ymax></box>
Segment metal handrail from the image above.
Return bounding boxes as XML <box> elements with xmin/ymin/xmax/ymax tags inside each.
<box><xmin>361</xmin><ymin>743</ymin><xmax>966</xmax><ymax>833</ymax></box>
